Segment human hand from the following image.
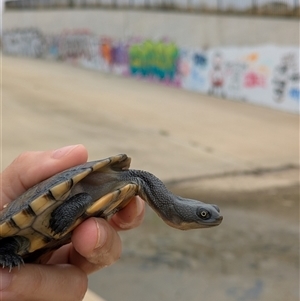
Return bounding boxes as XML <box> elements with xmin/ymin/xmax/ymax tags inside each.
<box><xmin>0</xmin><ymin>145</ymin><xmax>145</xmax><ymax>301</ymax></box>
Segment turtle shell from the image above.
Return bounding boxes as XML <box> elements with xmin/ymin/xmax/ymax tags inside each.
<box><xmin>0</xmin><ymin>154</ymin><xmax>135</xmax><ymax>263</ymax></box>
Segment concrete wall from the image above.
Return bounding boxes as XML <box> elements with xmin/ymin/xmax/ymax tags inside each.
<box><xmin>3</xmin><ymin>9</ymin><xmax>299</xmax><ymax>47</ymax></box>
<box><xmin>2</xmin><ymin>10</ymin><xmax>299</xmax><ymax>114</ymax></box>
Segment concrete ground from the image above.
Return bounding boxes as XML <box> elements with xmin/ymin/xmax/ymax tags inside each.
<box><xmin>1</xmin><ymin>56</ymin><xmax>299</xmax><ymax>301</ymax></box>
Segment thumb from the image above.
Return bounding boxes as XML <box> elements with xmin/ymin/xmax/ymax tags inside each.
<box><xmin>0</xmin><ymin>145</ymin><xmax>88</xmax><ymax>207</ymax></box>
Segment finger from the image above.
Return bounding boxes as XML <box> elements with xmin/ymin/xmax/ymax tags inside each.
<box><xmin>0</xmin><ymin>145</ymin><xmax>88</xmax><ymax>206</ymax></box>
<box><xmin>0</xmin><ymin>264</ymin><xmax>88</xmax><ymax>301</ymax></box>
<box><xmin>54</xmin><ymin>218</ymin><xmax>122</xmax><ymax>274</ymax></box>
<box><xmin>109</xmin><ymin>196</ymin><xmax>145</xmax><ymax>231</ymax></box>
<box><xmin>47</xmin><ymin>197</ymin><xmax>145</xmax><ymax>274</ymax></box>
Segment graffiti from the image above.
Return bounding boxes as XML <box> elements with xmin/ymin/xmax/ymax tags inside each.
<box><xmin>244</xmin><ymin>71</ymin><xmax>266</xmax><ymax>88</ymax></box>
<box><xmin>225</xmin><ymin>61</ymin><xmax>247</xmax><ymax>92</ymax></box>
<box><xmin>272</xmin><ymin>52</ymin><xmax>300</xmax><ymax>103</ymax></box>
<box><xmin>47</xmin><ymin>35</ymin><xmax>60</xmax><ymax>58</ymax></box>
<box><xmin>193</xmin><ymin>53</ymin><xmax>207</xmax><ymax>67</ymax></box>
<box><xmin>245</xmin><ymin>52</ymin><xmax>259</xmax><ymax>62</ymax></box>
<box><xmin>56</xmin><ymin>29</ymin><xmax>99</xmax><ymax>62</ymax></box>
<box><xmin>177</xmin><ymin>49</ymin><xmax>207</xmax><ymax>91</ymax></box>
<box><xmin>128</xmin><ymin>40</ymin><xmax>179</xmax><ymax>82</ymax></box>
<box><xmin>2</xmin><ymin>28</ymin><xmax>46</xmax><ymax>58</ymax></box>
<box><xmin>100</xmin><ymin>37</ymin><xmax>113</xmax><ymax>66</ymax></box>
<box><xmin>1</xmin><ymin>28</ymin><xmax>299</xmax><ymax>114</ymax></box>
<box><xmin>110</xmin><ymin>41</ymin><xmax>130</xmax><ymax>75</ymax></box>
<box><xmin>178</xmin><ymin>61</ymin><xmax>190</xmax><ymax>77</ymax></box>
<box><xmin>209</xmin><ymin>52</ymin><xmax>225</xmax><ymax>97</ymax></box>
<box><xmin>289</xmin><ymin>88</ymin><xmax>300</xmax><ymax>101</ymax></box>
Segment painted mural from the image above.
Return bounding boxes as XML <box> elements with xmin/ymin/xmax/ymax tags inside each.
<box><xmin>128</xmin><ymin>40</ymin><xmax>179</xmax><ymax>84</ymax></box>
<box><xmin>2</xmin><ymin>28</ymin><xmax>299</xmax><ymax>114</ymax></box>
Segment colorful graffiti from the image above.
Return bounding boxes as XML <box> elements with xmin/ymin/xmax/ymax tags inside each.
<box><xmin>244</xmin><ymin>71</ymin><xmax>266</xmax><ymax>88</ymax></box>
<box><xmin>128</xmin><ymin>40</ymin><xmax>179</xmax><ymax>82</ymax></box>
<box><xmin>2</xmin><ymin>28</ymin><xmax>299</xmax><ymax>114</ymax></box>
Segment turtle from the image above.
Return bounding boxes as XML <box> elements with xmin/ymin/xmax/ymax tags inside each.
<box><xmin>0</xmin><ymin>154</ymin><xmax>223</xmax><ymax>269</ymax></box>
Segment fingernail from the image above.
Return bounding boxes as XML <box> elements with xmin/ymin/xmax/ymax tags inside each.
<box><xmin>51</xmin><ymin>145</ymin><xmax>79</xmax><ymax>159</ymax></box>
<box><xmin>0</xmin><ymin>270</ymin><xmax>13</xmax><ymax>291</ymax></box>
<box><xmin>94</xmin><ymin>220</ymin><xmax>108</xmax><ymax>249</ymax></box>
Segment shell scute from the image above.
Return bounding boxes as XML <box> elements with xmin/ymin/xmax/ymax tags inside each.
<box><xmin>0</xmin><ymin>221</ymin><xmax>19</xmax><ymax>237</ymax></box>
<box><xmin>30</xmin><ymin>195</ymin><xmax>56</xmax><ymax>216</ymax></box>
<box><xmin>11</xmin><ymin>209</ymin><xmax>35</xmax><ymax>229</ymax></box>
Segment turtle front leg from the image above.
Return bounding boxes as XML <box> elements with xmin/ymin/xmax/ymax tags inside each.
<box><xmin>49</xmin><ymin>193</ymin><xmax>93</xmax><ymax>236</ymax></box>
<box><xmin>0</xmin><ymin>236</ymin><xmax>30</xmax><ymax>270</ymax></box>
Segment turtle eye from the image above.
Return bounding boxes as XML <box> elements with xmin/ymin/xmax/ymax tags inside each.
<box><xmin>197</xmin><ymin>209</ymin><xmax>211</xmax><ymax>220</ymax></box>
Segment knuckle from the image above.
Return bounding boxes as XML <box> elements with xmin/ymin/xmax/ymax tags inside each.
<box><xmin>13</xmin><ymin>151</ymin><xmax>36</xmax><ymax>164</ymax></box>
<box><xmin>88</xmin><ymin>226</ymin><xmax>122</xmax><ymax>268</ymax></box>
<box><xmin>12</xmin><ymin>151</ymin><xmax>39</xmax><ymax>183</ymax></box>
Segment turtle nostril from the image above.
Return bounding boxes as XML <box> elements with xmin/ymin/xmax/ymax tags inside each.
<box><xmin>212</xmin><ymin>205</ymin><xmax>220</xmax><ymax>212</ymax></box>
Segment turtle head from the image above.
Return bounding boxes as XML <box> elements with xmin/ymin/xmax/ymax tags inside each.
<box><xmin>123</xmin><ymin>169</ymin><xmax>223</xmax><ymax>230</ymax></box>
<box><xmin>164</xmin><ymin>198</ymin><xmax>223</xmax><ymax>230</ymax></box>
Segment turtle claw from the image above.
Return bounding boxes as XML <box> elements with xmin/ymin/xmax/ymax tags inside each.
<box><xmin>0</xmin><ymin>236</ymin><xmax>28</xmax><ymax>270</ymax></box>
<box><xmin>0</xmin><ymin>253</ymin><xmax>24</xmax><ymax>271</ymax></box>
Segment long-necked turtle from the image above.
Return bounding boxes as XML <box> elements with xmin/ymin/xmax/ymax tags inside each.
<box><xmin>0</xmin><ymin>154</ymin><xmax>222</xmax><ymax>269</ymax></box>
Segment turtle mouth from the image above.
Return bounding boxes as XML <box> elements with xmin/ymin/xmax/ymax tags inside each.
<box><xmin>215</xmin><ymin>215</ymin><xmax>223</xmax><ymax>223</ymax></box>
<box><xmin>205</xmin><ymin>215</ymin><xmax>223</xmax><ymax>227</ymax></box>
<box><xmin>215</xmin><ymin>215</ymin><xmax>223</xmax><ymax>224</ymax></box>
<box><xmin>167</xmin><ymin>214</ymin><xmax>223</xmax><ymax>230</ymax></box>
